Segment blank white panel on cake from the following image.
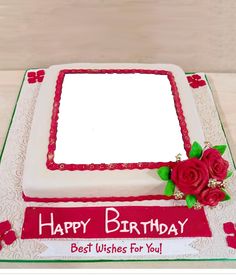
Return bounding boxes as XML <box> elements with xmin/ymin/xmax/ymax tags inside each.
<box><xmin>54</xmin><ymin>73</ymin><xmax>187</xmax><ymax>164</ymax></box>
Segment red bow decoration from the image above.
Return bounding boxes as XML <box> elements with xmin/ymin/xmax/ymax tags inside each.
<box><xmin>0</xmin><ymin>220</ymin><xmax>17</xmax><ymax>251</ymax></box>
<box><xmin>27</xmin><ymin>70</ymin><xmax>45</xmax><ymax>84</ymax></box>
<box><xmin>187</xmin><ymin>74</ymin><xmax>206</xmax><ymax>89</ymax></box>
<box><xmin>223</xmin><ymin>222</ymin><xmax>236</xmax><ymax>249</ymax></box>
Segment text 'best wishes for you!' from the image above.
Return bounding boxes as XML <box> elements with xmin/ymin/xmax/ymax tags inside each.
<box><xmin>71</xmin><ymin>241</ymin><xmax>162</xmax><ymax>255</ymax></box>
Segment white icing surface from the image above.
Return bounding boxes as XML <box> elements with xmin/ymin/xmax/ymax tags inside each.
<box><xmin>22</xmin><ymin>64</ymin><xmax>205</xmax><ymax>199</ymax></box>
<box><xmin>55</xmin><ymin>73</ymin><xmax>186</xmax><ymax>164</ymax></box>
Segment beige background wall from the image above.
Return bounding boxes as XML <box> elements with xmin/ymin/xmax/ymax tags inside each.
<box><xmin>1</xmin><ymin>0</ymin><xmax>236</xmax><ymax>72</ymax></box>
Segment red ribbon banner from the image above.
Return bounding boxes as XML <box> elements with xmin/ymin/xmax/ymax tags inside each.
<box><xmin>21</xmin><ymin>206</ymin><xmax>211</xmax><ymax>239</ymax></box>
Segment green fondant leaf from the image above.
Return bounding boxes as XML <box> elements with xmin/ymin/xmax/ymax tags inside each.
<box><xmin>185</xmin><ymin>194</ymin><xmax>197</xmax><ymax>208</ymax></box>
<box><xmin>164</xmin><ymin>180</ymin><xmax>175</xmax><ymax>196</ymax></box>
<box><xmin>222</xmin><ymin>189</ymin><xmax>231</xmax><ymax>201</ymax></box>
<box><xmin>189</xmin><ymin>141</ymin><xmax>202</xmax><ymax>159</ymax></box>
<box><xmin>212</xmin><ymin>145</ymin><xmax>227</xmax><ymax>155</ymax></box>
<box><xmin>157</xmin><ymin>166</ymin><xmax>170</xmax><ymax>181</ymax></box>
<box><xmin>226</xmin><ymin>170</ymin><xmax>233</xmax><ymax>179</ymax></box>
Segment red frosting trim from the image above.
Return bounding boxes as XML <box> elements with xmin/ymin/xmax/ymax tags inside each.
<box><xmin>22</xmin><ymin>192</ymin><xmax>181</xmax><ymax>203</ymax></box>
<box><xmin>46</xmin><ymin>69</ymin><xmax>191</xmax><ymax>171</ymax></box>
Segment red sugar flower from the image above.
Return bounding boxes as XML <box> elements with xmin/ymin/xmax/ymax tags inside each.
<box><xmin>158</xmin><ymin>141</ymin><xmax>232</xmax><ymax>209</ymax></box>
<box><xmin>0</xmin><ymin>220</ymin><xmax>17</xmax><ymax>251</ymax></box>
<box><xmin>187</xmin><ymin>74</ymin><xmax>206</xmax><ymax>89</ymax></box>
<box><xmin>27</xmin><ymin>69</ymin><xmax>45</xmax><ymax>84</ymax></box>
<box><xmin>171</xmin><ymin>158</ymin><xmax>209</xmax><ymax>195</ymax></box>
<box><xmin>201</xmin><ymin>148</ymin><xmax>229</xmax><ymax>181</ymax></box>
<box><xmin>197</xmin><ymin>187</ymin><xmax>226</xmax><ymax>207</ymax></box>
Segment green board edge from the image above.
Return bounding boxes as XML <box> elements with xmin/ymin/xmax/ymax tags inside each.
<box><xmin>1</xmin><ymin>258</ymin><xmax>236</xmax><ymax>263</ymax></box>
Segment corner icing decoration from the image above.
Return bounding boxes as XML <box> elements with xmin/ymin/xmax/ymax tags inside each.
<box><xmin>187</xmin><ymin>74</ymin><xmax>206</xmax><ymax>89</ymax></box>
<box><xmin>0</xmin><ymin>220</ymin><xmax>17</xmax><ymax>251</ymax></box>
<box><xmin>223</xmin><ymin>222</ymin><xmax>236</xmax><ymax>249</ymax></box>
<box><xmin>27</xmin><ymin>70</ymin><xmax>45</xmax><ymax>84</ymax></box>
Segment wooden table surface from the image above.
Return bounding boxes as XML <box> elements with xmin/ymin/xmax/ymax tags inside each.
<box><xmin>1</xmin><ymin>0</ymin><xmax>236</xmax><ymax>73</ymax></box>
<box><xmin>0</xmin><ymin>70</ymin><xmax>236</xmax><ymax>268</ymax></box>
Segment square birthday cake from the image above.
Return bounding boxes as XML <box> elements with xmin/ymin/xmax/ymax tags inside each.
<box><xmin>0</xmin><ymin>63</ymin><xmax>235</xmax><ymax>262</ymax></box>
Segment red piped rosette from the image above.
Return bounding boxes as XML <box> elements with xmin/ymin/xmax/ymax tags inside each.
<box><xmin>46</xmin><ymin>69</ymin><xmax>191</xmax><ymax>171</ymax></box>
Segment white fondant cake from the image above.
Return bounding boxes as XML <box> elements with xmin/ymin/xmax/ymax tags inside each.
<box><xmin>22</xmin><ymin>63</ymin><xmax>205</xmax><ymax>200</ymax></box>
<box><xmin>1</xmin><ymin>66</ymin><xmax>236</xmax><ymax>262</ymax></box>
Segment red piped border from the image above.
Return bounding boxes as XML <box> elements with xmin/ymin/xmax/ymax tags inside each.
<box><xmin>22</xmin><ymin>192</ymin><xmax>180</xmax><ymax>203</ymax></box>
<box><xmin>46</xmin><ymin>69</ymin><xmax>191</xmax><ymax>171</ymax></box>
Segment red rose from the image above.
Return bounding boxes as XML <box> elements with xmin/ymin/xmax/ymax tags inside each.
<box><xmin>197</xmin><ymin>187</ymin><xmax>226</xmax><ymax>206</ymax></box>
<box><xmin>201</xmin><ymin>148</ymin><xmax>229</xmax><ymax>181</ymax></box>
<box><xmin>171</xmin><ymin>158</ymin><xmax>209</xmax><ymax>195</ymax></box>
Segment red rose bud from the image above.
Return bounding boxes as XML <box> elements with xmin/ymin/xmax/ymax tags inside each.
<box><xmin>171</xmin><ymin>158</ymin><xmax>209</xmax><ymax>195</ymax></box>
<box><xmin>201</xmin><ymin>148</ymin><xmax>229</xmax><ymax>181</ymax></box>
<box><xmin>197</xmin><ymin>187</ymin><xmax>226</xmax><ymax>207</ymax></box>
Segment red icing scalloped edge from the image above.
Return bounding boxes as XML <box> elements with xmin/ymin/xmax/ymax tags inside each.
<box><xmin>22</xmin><ymin>192</ymin><xmax>181</xmax><ymax>203</ymax></box>
<box><xmin>46</xmin><ymin>69</ymin><xmax>191</xmax><ymax>171</ymax></box>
